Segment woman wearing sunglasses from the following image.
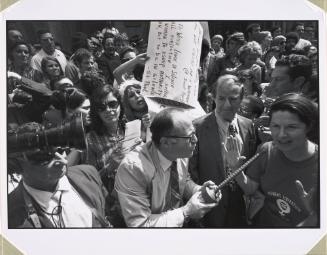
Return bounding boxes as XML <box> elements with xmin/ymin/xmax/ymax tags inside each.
<box><xmin>84</xmin><ymin>84</ymin><xmax>126</xmax><ymax>227</ymax></box>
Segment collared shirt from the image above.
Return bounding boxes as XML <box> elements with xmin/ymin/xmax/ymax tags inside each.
<box><xmin>23</xmin><ymin>175</ymin><xmax>92</xmax><ymax>228</ymax></box>
<box><xmin>115</xmin><ymin>142</ymin><xmax>200</xmax><ymax>227</ymax></box>
<box><xmin>31</xmin><ymin>49</ymin><xmax>67</xmax><ymax>74</ymax></box>
<box><xmin>215</xmin><ymin>111</ymin><xmax>244</xmax><ymax>169</ymax></box>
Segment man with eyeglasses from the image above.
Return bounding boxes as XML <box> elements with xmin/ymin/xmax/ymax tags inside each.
<box><xmin>189</xmin><ymin>74</ymin><xmax>257</xmax><ymax>227</ymax></box>
<box><xmin>115</xmin><ymin>108</ymin><xmax>221</xmax><ymax>227</ymax></box>
<box><xmin>8</xmin><ymin>122</ymin><xmax>111</xmax><ymax>228</ymax></box>
<box><xmin>31</xmin><ymin>29</ymin><xmax>67</xmax><ymax>74</ymax></box>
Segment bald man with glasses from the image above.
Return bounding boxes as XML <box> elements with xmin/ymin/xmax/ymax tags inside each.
<box><xmin>115</xmin><ymin>108</ymin><xmax>220</xmax><ymax>227</ymax></box>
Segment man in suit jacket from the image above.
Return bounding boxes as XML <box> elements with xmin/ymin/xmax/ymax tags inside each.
<box><xmin>8</xmin><ymin>122</ymin><xmax>110</xmax><ymax>228</ymax></box>
<box><xmin>189</xmin><ymin>74</ymin><xmax>257</xmax><ymax>227</ymax></box>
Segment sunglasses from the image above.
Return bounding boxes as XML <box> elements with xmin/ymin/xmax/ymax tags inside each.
<box><xmin>127</xmin><ymin>89</ymin><xmax>141</xmax><ymax>98</ymax></box>
<box><xmin>96</xmin><ymin>101</ymin><xmax>120</xmax><ymax>112</ymax></box>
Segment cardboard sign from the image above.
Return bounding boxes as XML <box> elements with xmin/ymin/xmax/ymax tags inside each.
<box><xmin>142</xmin><ymin>22</ymin><xmax>203</xmax><ymax>108</ymax></box>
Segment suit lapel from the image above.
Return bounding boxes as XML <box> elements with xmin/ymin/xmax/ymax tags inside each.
<box><xmin>237</xmin><ymin>116</ymin><xmax>252</xmax><ymax>157</ymax></box>
<box><xmin>204</xmin><ymin>113</ymin><xmax>225</xmax><ymax>173</ymax></box>
<box><xmin>237</xmin><ymin>116</ymin><xmax>247</xmax><ymax>142</ymax></box>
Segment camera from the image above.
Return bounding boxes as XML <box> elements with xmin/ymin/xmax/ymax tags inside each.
<box><xmin>8</xmin><ymin>113</ymin><xmax>86</xmax><ymax>154</ymax></box>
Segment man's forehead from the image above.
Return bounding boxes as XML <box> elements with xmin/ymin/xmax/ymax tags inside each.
<box><xmin>171</xmin><ymin>118</ymin><xmax>194</xmax><ymax>135</ymax></box>
<box><xmin>105</xmin><ymin>38</ymin><xmax>114</xmax><ymax>43</ymax></box>
<box><xmin>217</xmin><ymin>80</ymin><xmax>242</xmax><ymax>95</ymax></box>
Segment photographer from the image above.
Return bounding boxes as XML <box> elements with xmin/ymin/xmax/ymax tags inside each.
<box><xmin>8</xmin><ymin>121</ymin><xmax>111</xmax><ymax>228</ymax></box>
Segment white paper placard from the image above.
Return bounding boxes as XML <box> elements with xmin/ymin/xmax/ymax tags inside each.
<box><xmin>142</xmin><ymin>21</ymin><xmax>203</xmax><ymax>108</ymax></box>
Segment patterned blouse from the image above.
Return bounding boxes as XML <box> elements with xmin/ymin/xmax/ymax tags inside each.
<box><xmin>85</xmin><ymin>129</ymin><xmax>125</xmax><ymax>180</ymax></box>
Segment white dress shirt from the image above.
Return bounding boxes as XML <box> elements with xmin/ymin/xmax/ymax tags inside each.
<box><xmin>215</xmin><ymin>112</ymin><xmax>244</xmax><ymax>168</ymax></box>
<box><xmin>23</xmin><ymin>175</ymin><xmax>92</xmax><ymax>228</ymax></box>
<box><xmin>31</xmin><ymin>49</ymin><xmax>67</xmax><ymax>74</ymax></box>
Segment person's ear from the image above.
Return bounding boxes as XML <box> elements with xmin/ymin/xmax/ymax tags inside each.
<box><xmin>292</xmin><ymin>76</ymin><xmax>306</xmax><ymax>92</ymax></box>
<box><xmin>159</xmin><ymin>137</ymin><xmax>169</xmax><ymax>148</ymax></box>
<box><xmin>160</xmin><ymin>137</ymin><xmax>175</xmax><ymax>148</ymax></box>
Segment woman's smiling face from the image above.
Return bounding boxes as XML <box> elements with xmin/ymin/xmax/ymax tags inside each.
<box><xmin>270</xmin><ymin>110</ymin><xmax>308</xmax><ymax>153</ymax></box>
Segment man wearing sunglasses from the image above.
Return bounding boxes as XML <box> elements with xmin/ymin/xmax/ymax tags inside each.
<box><xmin>189</xmin><ymin>74</ymin><xmax>258</xmax><ymax>227</ymax></box>
<box><xmin>115</xmin><ymin>108</ymin><xmax>220</xmax><ymax>227</ymax></box>
<box><xmin>8</xmin><ymin>122</ymin><xmax>111</xmax><ymax>228</ymax></box>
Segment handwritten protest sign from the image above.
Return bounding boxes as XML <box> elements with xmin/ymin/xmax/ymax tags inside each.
<box><xmin>142</xmin><ymin>22</ymin><xmax>203</xmax><ymax>108</ymax></box>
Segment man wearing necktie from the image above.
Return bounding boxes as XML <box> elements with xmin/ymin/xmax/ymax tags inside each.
<box><xmin>8</xmin><ymin>122</ymin><xmax>111</xmax><ymax>228</ymax></box>
<box><xmin>115</xmin><ymin>108</ymin><xmax>221</xmax><ymax>227</ymax></box>
<box><xmin>189</xmin><ymin>74</ymin><xmax>258</xmax><ymax>227</ymax></box>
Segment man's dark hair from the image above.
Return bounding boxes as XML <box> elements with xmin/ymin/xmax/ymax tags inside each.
<box><xmin>286</xmin><ymin>32</ymin><xmax>300</xmax><ymax>44</ymax></box>
<box><xmin>72</xmin><ymin>48</ymin><xmax>93</xmax><ymax>66</ymax></box>
<box><xmin>275</xmin><ymin>54</ymin><xmax>312</xmax><ymax>82</ymax></box>
<box><xmin>245</xmin><ymin>23</ymin><xmax>260</xmax><ymax>40</ymax></box>
<box><xmin>292</xmin><ymin>22</ymin><xmax>305</xmax><ymax>31</ymax></box>
<box><xmin>79</xmin><ymin>71</ymin><xmax>106</xmax><ymax>97</ymax></box>
<box><xmin>37</xmin><ymin>29</ymin><xmax>52</xmax><ymax>40</ymax></box>
<box><xmin>150</xmin><ymin>108</ymin><xmax>183</xmax><ymax>147</ymax></box>
<box><xmin>271</xmin><ymin>26</ymin><xmax>281</xmax><ymax>34</ymax></box>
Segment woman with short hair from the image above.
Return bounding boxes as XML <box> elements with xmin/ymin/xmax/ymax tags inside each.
<box><xmin>227</xmin><ymin>93</ymin><xmax>318</xmax><ymax>227</ymax></box>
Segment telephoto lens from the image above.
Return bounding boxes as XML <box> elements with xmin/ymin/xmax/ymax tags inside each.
<box><xmin>8</xmin><ymin>114</ymin><xmax>86</xmax><ymax>153</ymax></box>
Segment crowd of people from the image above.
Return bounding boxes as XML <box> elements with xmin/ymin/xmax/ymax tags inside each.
<box><xmin>7</xmin><ymin>21</ymin><xmax>319</xmax><ymax>228</ymax></box>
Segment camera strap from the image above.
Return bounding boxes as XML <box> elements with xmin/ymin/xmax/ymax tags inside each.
<box><xmin>22</xmin><ymin>189</ymin><xmax>42</xmax><ymax>228</ymax></box>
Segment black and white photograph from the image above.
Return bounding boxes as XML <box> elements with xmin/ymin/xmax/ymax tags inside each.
<box><xmin>1</xmin><ymin>0</ymin><xmax>326</xmax><ymax>254</ymax></box>
<box><xmin>6</xmin><ymin>19</ymin><xmax>320</xmax><ymax>228</ymax></box>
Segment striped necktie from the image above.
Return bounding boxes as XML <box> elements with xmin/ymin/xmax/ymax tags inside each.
<box><xmin>228</xmin><ymin>123</ymin><xmax>237</xmax><ymax>137</ymax></box>
<box><xmin>169</xmin><ymin>161</ymin><xmax>181</xmax><ymax>209</ymax></box>
<box><xmin>226</xmin><ymin>123</ymin><xmax>237</xmax><ymax>190</ymax></box>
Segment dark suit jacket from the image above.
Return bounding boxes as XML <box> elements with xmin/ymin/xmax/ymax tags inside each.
<box><xmin>8</xmin><ymin>165</ymin><xmax>110</xmax><ymax>228</ymax></box>
<box><xmin>189</xmin><ymin>112</ymin><xmax>257</xmax><ymax>227</ymax></box>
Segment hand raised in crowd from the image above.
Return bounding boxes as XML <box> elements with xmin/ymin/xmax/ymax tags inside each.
<box><xmin>295</xmin><ymin>180</ymin><xmax>317</xmax><ymax>227</ymax></box>
<box><xmin>182</xmin><ymin>189</ymin><xmax>220</xmax><ymax>220</ymax></box>
<box><xmin>223</xmin><ymin>135</ymin><xmax>246</xmax><ymax>169</ymax></box>
<box><xmin>141</xmin><ymin>113</ymin><xmax>151</xmax><ymax>128</ymax></box>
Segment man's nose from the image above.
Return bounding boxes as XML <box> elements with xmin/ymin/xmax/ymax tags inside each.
<box><xmin>223</xmin><ymin>98</ymin><xmax>232</xmax><ymax>108</ymax></box>
<box><xmin>277</xmin><ymin>127</ymin><xmax>287</xmax><ymax>138</ymax></box>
